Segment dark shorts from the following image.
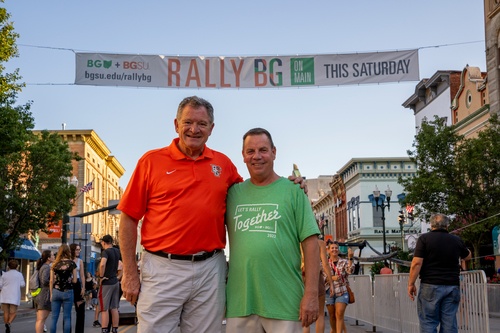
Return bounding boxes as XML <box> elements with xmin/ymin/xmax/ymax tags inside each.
<box><xmin>99</xmin><ymin>282</ymin><xmax>120</xmax><ymax>311</ymax></box>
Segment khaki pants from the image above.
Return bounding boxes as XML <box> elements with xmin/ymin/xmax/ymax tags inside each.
<box><xmin>137</xmin><ymin>250</ymin><xmax>226</xmax><ymax>333</ymax></box>
<box><xmin>226</xmin><ymin>315</ymin><xmax>302</xmax><ymax>333</ymax></box>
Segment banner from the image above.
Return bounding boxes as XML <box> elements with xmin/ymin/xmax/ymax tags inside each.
<box><xmin>75</xmin><ymin>50</ymin><xmax>419</xmax><ymax>89</ymax></box>
<box><xmin>47</xmin><ymin>219</ymin><xmax>62</xmax><ymax>238</ymax></box>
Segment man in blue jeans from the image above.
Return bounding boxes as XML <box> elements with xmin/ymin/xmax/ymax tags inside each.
<box><xmin>408</xmin><ymin>213</ymin><xmax>471</xmax><ymax>333</ymax></box>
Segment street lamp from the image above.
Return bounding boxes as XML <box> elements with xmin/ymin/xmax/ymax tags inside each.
<box><xmin>373</xmin><ymin>185</ymin><xmax>392</xmax><ymax>254</ymax></box>
<box><xmin>62</xmin><ymin>176</ymin><xmax>78</xmax><ymax>244</ymax></box>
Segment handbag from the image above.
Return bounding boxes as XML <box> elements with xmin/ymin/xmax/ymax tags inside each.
<box><xmin>346</xmin><ymin>284</ymin><xmax>355</xmax><ymax>304</ymax></box>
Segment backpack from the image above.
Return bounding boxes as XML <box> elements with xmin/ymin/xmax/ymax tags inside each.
<box><xmin>29</xmin><ymin>269</ymin><xmax>41</xmax><ymax>296</ymax></box>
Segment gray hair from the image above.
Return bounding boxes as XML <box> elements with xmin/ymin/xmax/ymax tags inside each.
<box><xmin>429</xmin><ymin>213</ymin><xmax>450</xmax><ymax>230</ymax></box>
<box><xmin>176</xmin><ymin>96</ymin><xmax>214</xmax><ymax>123</ymax></box>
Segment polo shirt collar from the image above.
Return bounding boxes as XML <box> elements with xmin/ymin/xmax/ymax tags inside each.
<box><xmin>168</xmin><ymin>138</ymin><xmax>214</xmax><ymax>160</ymax></box>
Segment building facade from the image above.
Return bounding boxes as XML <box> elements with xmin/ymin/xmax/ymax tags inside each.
<box><xmin>403</xmin><ymin>65</ymin><xmax>490</xmax><ymax>138</ymax></box>
<box><xmin>33</xmin><ymin>129</ymin><xmax>125</xmax><ymax>274</ymax></box>
<box><xmin>452</xmin><ymin>66</ymin><xmax>489</xmax><ymax>138</ymax></box>
<box><xmin>485</xmin><ymin>0</ymin><xmax>500</xmax><ymax>116</ymax></box>
<box><xmin>335</xmin><ymin>158</ymin><xmax>417</xmax><ymax>273</ymax></box>
<box><xmin>402</xmin><ymin>70</ymin><xmax>462</xmax><ymax>128</ymax></box>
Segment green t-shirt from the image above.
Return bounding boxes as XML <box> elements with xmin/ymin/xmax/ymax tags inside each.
<box><xmin>225</xmin><ymin>177</ymin><xmax>319</xmax><ymax>321</ymax></box>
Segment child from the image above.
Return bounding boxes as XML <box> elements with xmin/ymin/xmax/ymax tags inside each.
<box><xmin>91</xmin><ymin>283</ymin><xmax>100</xmax><ymax>327</ymax></box>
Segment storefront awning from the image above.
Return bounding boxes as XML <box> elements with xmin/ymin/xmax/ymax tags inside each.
<box><xmin>10</xmin><ymin>238</ymin><xmax>41</xmax><ymax>261</ymax></box>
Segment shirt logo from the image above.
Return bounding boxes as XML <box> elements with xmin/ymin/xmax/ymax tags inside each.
<box><xmin>166</xmin><ymin>170</ymin><xmax>177</xmax><ymax>175</ymax></box>
<box><xmin>211</xmin><ymin>164</ymin><xmax>222</xmax><ymax>177</ymax></box>
<box><xmin>232</xmin><ymin>204</ymin><xmax>280</xmax><ymax>234</ymax></box>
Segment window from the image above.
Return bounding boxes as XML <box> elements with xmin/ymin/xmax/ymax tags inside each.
<box><xmin>465</xmin><ymin>90</ymin><xmax>472</xmax><ymax>108</ymax></box>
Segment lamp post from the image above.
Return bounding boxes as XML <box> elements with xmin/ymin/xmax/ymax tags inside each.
<box><xmin>373</xmin><ymin>185</ymin><xmax>392</xmax><ymax>254</ymax></box>
<box><xmin>62</xmin><ymin>176</ymin><xmax>78</xmax><ymax>244</ymax></box>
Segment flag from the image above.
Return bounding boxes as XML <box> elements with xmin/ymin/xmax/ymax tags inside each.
<box><xmin>319</xmin><ymin>213</ymin><xmax>325</xmax><ymax>229</ymax></box>
<box><xmin>80</xmin><ymin>181</ymin><xmax>93</xmax><ymax>193</ymax></box>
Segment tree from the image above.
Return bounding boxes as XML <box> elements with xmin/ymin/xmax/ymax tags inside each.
<box><xmin>399</xmin><ymin>115</ymin><xmax>500</xmax><ymax>268</ymax></box>
<box><xmin>0</xmin><ymin>5</ymin><xmax>23</xmax><ymax>104</ymax></box>
<box><xmin>0</xmin><ymin>4</ymin><xmax>79</xmax><ymax>264</ymax></box>
<box><xmin>399</xmin><ymin>116</ymin><xmax>462</xmax><ymax>218</ymax></box>
<box><xmin>449</xmin><ymin>114</ymin><xmax>500</xmax><ymax>265</ymax></box>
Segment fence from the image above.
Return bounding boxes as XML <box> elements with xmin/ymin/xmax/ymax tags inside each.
<box><xmin>488</xmin><ymin>283</ymin><xmax>500</xmax><ymax>316</ymax></box>
<box><xmin>344</xmin><ymin>270</ymin><xmax>489</xmax><ymax>333</ymax></box>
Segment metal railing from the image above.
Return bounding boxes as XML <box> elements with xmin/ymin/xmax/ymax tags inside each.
<box><xmin>344</xmin><ymin>270</ymin><xmax>489</xmax><ymax>333</ymax></box>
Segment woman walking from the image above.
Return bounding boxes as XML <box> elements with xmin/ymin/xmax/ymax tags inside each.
<box><xmin>50</xmin><ymin>244</ymin><xmax>77</xmax><ymax>333</ymax></box>
<box><xmin>325</xmin><ymin>241</ymin><xmax>354</xmax><ymax>333</ymax></box>
<box><xmin>0</xmin><ymin>259</ymin><xmax>26</xmax><ymax>333</ymax></box>
<box><xmin>70</xmin><ymin>243</ymin><xmax>86</xmax><ymax>333</ymax></box>
<box><xmin>34</xmin><ymin>250</ymin><xmax>55</xmax><ymax>333</ymax></box>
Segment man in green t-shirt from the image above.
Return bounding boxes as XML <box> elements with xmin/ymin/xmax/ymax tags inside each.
<box><xmin>225</xmin><ymin>128</ymin><xmax>320</xmax><ymax>332</ymax></box>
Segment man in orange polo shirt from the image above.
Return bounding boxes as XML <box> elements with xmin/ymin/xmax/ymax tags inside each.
<box><xmin>118</xmin><ymin>96</ymin><xmax>242</xmax><ymax>333</ymax></box>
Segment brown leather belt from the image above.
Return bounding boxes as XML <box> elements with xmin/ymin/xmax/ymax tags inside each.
<box><xmin>145</xmin><ymin>249</ymin><xmax>221</xmax><ymax>262</ymax></box>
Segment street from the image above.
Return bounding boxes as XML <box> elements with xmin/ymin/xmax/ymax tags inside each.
<box><xmin>6</xmin><ymin>299</ymin><xmax>500</xmax><ymax>333</ymax></box>
<box><xmin>3</xmin><ymin>300</ymin><xmax>139</xmax><ymax>333</ymax></box>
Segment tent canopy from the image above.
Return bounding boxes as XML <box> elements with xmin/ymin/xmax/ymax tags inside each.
<box><xmin>9</xmin><ymin>238</ymin><xmax>41</xmax><ymax>261</ymax></box>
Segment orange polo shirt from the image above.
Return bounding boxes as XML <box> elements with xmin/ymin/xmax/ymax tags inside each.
<box><xmin>118</xmin><ymin>138</ymin><xmax>242</xmax><ymax>255</ymax></box>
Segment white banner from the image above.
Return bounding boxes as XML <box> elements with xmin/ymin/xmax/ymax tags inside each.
<box><xmin>75</xmin><ymin>50</ymin><xmax>419</xmax><ymax>89</ymax></box>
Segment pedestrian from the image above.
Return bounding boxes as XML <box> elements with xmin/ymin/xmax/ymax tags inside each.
<box><xmin>98</xmin><ymin>235</ymin><xmax>121</xmax><ymax>333</ymax></box>
<box><xmin>50</xmin><ymin>244</ymin><xmax>77</xmax><ymax>333</ymax></box>
<box><xmin>84</xmin><ymin>272</ymin><xmax>95</xmax><ymax>310</ymax></box>
<box><xmin>105</xmin><ymin>245</ymin><xmax>123</xmax><ymax>332</ymax></box>
<box><xmin>225</xmin><ymin>127</ymin><xmax>320</xmax><ymax>332</ymax></box>
<box><xmin>380</xmin><ymin>261</ymin><xmax>393</xmax><ymax>274</ymax></box>
<box><xmin>92</xmin><ymin>281</ymin><xmax>101</xmax><ymax>327</ymax></box>
<box><xmin>70</xmin><ymin>243</ymin><xmax>85</xmax><ymax>333</ymax></box>
<box><xmin>34</xmin><ymin>250</ymin><xmax>54</xmax><ymax>333</ymax></box>
<box><xmin>117</xmin><ymin>95</ymin><xmax>241</xmax><ymax>333</ymax></box>
<box><xmin>0</xmin><ymin>259</ymin><xmax>26</xmax><ymax>333</ymax></box>
<box><xmin>408</xmin><ymin>213</ymin><xmax>471</xmax><ymax>333</ymax></box>
<box><xmin>325</xmin><ymin>241</ymin><xmax>354</xmax><ymax>333</ymax></box>
<box><xmin>118</xmin><ymin>96</ymin><xmax>304</xmax><ymax>333</ymax></box>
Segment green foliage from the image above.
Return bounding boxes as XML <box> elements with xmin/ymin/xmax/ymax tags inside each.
<box><xmin>370</xmin><ymin>261</ymin><xmax>384</xmax><ymax>277</ymax></box>
<box><xmin>399</xmin><ymin>115</ymin><xmax>500</xmax><ymax>267</ymax></box>
<box><xmin>399</xmin><ymin>116</ymin><xmax>462</xmax><ymax>219</ymax></box>
<box><xmin>0</xmin><ymin>5</ymin><xmax>24</xmax><ymax>105</ymax></box>
<box><xmin>395</xmin><ymin>250</ymin><xmax>412</xmax><ymax>273</ymax></box>
<box><xmin>0</xmin><ymin>4</ymin><xmax>79</xmax><ymax>263</ymax></box>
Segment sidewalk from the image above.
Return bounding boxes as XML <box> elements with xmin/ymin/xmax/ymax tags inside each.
<box><xmin>0</xmin><ymin>298</ymin><xmax>36</xmax><ymax>322</ymax></box>
<box><xmin>3</xmin><ymin>299</ymin><xmax>500</xmax><ymax>332</ymax></box>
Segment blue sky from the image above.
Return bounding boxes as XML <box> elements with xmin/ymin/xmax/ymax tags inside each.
<box><xmin>4</xmin><ymin>1</ymin><xmax>486</xmax><ymax>188</ymax></box>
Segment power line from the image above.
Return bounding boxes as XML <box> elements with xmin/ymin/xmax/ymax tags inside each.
<box><xmin>17</xmin><ymin>40</ymin><xmax>485</xmax><ymax>56</ymax></box>
<box><xmin>450</xmin><ymin>212</ymin><xmax>500</xmax><ymax>234</ymax></box>
<box><xmin>418</xmin><ymin>40</ymin><xmax>484</xmax><ymax>50</ymax></box>
<box><xmin>18</xmin><ymin>44</ymin><xmax>76</xmax><ymax>52</ymax></box>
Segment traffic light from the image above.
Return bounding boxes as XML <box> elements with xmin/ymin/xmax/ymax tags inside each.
<box><xmin>398</xmin><ymin>210</ymin><xmax>405</xmax><ymax>225</ymax></box>
<box><xmin>408</xmin><ymin>211</ymin><xmax>414</xmax><ymax>221</ymax></box>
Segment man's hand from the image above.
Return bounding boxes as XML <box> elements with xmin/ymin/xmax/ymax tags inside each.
<box><xmin>122</xmin><ymin>269</ymin><xmax>141</xmax><ymax>305</ymax></box>
<box><xmin>288</xmin><ymin>175</ymin><xmax>308</xmax><ymax>194</ymax></box>
<box><xmin>408</xmin><ymin>284</ymin><xmax>417</xmax><ymax>301</ymax></box>
<box><xmin>299</xmin><ymin>292</ymin><xmax>319</xmax><ymax>327</ymax></box>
